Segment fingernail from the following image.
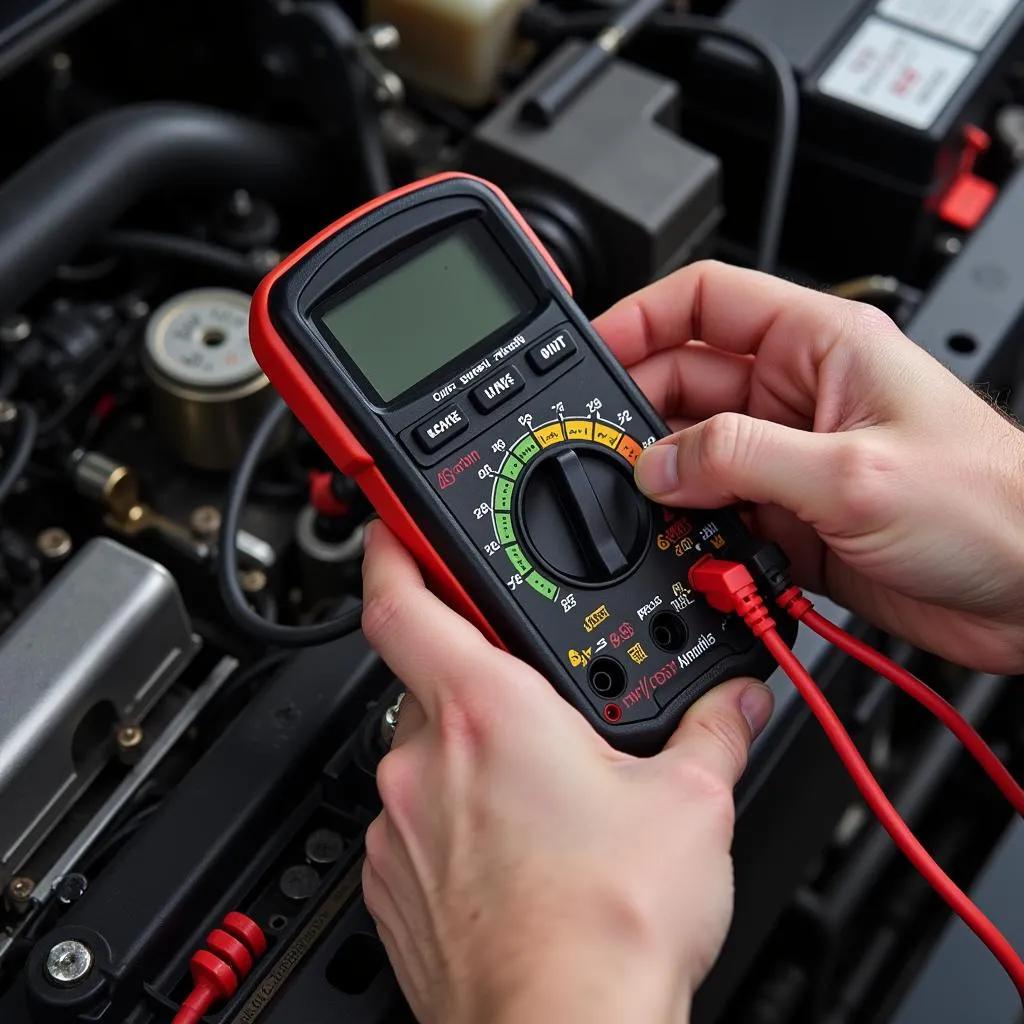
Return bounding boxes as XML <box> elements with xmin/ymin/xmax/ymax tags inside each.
<box><xmin>363</xmin><ymin>517</ymin><xmax>379</xmax><ymax>544</ymax></box>
<box><xmin>634</xmin><ymin>444</ymin><xmax>678</xmax><ymax>495</ymax></box>
<box><xmin>739</xmin><ymin>683</ymin><xmax>774</xmax><ymax>741</ymax></box>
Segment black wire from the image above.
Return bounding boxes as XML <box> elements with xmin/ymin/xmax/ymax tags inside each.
<box><xmin>521</xmin><ymin>9</ymin><xmax>799</xmax><ymax>274</ymax></box>
<box><xmin>0</xmin><ymin>402</ymin><xmax>39</xmax><ymax>507</ymax></box>
<box><xmin>662</xmin><ymin>15</ymin><xmax>798</xmax><ymax>275</ymax></box>
<box><xmin>102</xmin><ymin>230</ymin><xmax>268</xmax><ymax>285</ymax></box>
<box><xmin>213</xmin><ymin>649</ymin><xmax>293</xmax><ymax>708</ymax></box>
<box><xmin>217</xmin><ymin>396</ymin><xmax>363</xmax><ymax>645</ymax></box>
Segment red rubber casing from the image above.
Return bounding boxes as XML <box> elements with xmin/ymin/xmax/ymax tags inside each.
<box><xmin>249</xmin><ymin>173</ymin><xmax>571</xmax><ymax>649</ymax></box>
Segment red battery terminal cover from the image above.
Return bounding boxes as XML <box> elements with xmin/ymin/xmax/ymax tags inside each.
<box><xmin>938</xmin><ymin>125</ymin><xmax>998</xmax><ymax>231</ymax></box>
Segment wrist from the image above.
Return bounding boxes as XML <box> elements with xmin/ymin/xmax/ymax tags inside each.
<box><xmin>482</xmin><ymin>944</ymin><xmax>687</xmax><ymax>1024</ymax></box>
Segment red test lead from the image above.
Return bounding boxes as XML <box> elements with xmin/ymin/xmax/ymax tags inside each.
<box><xmin>688</xmin><ymin>554</ymin><xmax>1024</xmax><ymax>1002</ymax></box>
<box><xmin>171</xmin><ymin>911</ymin><xmax>267</xmax><ymax>1024</ymax></box>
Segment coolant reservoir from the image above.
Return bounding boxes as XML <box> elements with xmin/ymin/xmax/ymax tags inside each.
<box><xmin>367</xmin><ymin>0</ymin><xmax>534</xmax><ymax>107</ymax></box>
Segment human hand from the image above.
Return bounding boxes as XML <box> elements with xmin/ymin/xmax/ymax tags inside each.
<box><xmin>360</xmin><ymin>520</ymin><xmax>774</xmax><ymax>1024</ymax></box>
<box><xmin>594</xmin><ymin>260</ymin><xmax>1024</xmax><ymax>674</ymax></box>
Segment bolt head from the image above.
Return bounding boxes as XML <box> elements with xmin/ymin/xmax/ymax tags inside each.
<box><xmin>116</xmin><ymin>725</ymin><xmax>143</xmax><ymax>749</ymax></box>
<box><xmin>0</xmin><ymin>399</ymin><xmax>17</xmax><ymax>425</ymax></box>
<box><xmin>37</xmin><ymin>528</ymin><xmax>73</xmax><ymax>560</ymax></box>
<box><xmin>241</xmin><ymin>569</ymin><xmax>268</xmax><ymax>593</ymax></box>
<box><xmin>46</xmin><ymin>940</ymin><xmax>93</xmax><ymax>985</ymax></box>
<box><xmin>8</xmin><ymin>876</ymin><xmax>34</xmax><ymax>900</ymax></box>
<box><xmin>189</xmin><ymin>505</ymin><xmax>222</xmax><ymax>538</ymax></box>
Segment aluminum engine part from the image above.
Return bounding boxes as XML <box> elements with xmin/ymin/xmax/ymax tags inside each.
<box><xmin>0</xmin><ymin>537</ymin><xmax>199</xmax><ymax>884</ymax></box>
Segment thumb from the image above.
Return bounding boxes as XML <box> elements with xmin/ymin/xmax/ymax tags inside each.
<box><xmin>634</xmin><ymin>412</ymin><xmax>840</xmax><ymax>522</ymax></box>
<box><xmin>661</xmin><ymin>678</ymin><xmax>774</xmax><ymax>788</ymax></box>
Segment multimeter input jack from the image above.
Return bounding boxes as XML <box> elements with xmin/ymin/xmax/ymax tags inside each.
<box><xmin>649</xmin><ymin>611</ymin><xmax>687</xmax><ymax>653</ymax></box>
<box><xmin>587</xmin><ymin>657</ymin><xmax>627</xmax><ymax>699</ymax></box>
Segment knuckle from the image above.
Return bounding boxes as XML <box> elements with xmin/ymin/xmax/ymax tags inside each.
<box><xmin>833</xmin><ymin>435</ymin><xmax>900</xmax><ymax>522</ymax></box>
<box><xmin>375</xmin><ymin>748</ymin><xmax>414</xmax><ymax>815</ymax></box>
<box><xmin>361</xmin><ymin>592</ymin><xmax>405</xmax><ymax>648</ymax></box>
<box><xmin>435</xmin><ymin>689</ymin><xmax>492</xmax><ymax>752</ymax></box>
<box><xmin>699</xmin><ymin>412</ymin><xmax>751</xmax><ymax>480</ymax></box>
<box><xmin>693</xmin><ymin>710</ymin><xmax>750</xmax><ymax>779</ymax></box>
<box><xmin>363</xmin><ymin>813</ymin><xmax>388</xmax><ymax>872</ymax></box>
<box><xmin>677</xmin><ymin>761</ymin><xmax>736</xmax><ymax>832</ymax></box>
<box><xmin>841</xmin><ymin>299</ymin><xmax>899</xmax><ymax>341</ymax></box>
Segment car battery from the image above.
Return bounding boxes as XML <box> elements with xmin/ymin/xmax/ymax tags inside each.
<box><xmin>674</xmin><ymin>0</ymin><xmax>1024</xmax><ymax>283</ymax></box>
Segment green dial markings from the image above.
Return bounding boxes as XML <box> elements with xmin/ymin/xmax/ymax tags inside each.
<box><xmin>499</xmin><ymin>452</ymin><xmax>525</xmax><ymax>481</ymax></box>
<box><xmin>526</xmin><ymin>572</ymin><xmax>558</xmax><ymax>600</ymax></box>
<box><xmin>493</xmin><ymin>478</ymin><xmax>514</xmax><ymax>512</ymax></box>
<box><xmin>506</xmin><ymin>544</ymin><xmax>532</xmax><ymax>576</ymax></box>
<box><xmin>494</xmin><ymin>512</ymin><xmax>515</xmax><ymax>544</ymax></box>
<box><xmin>512</xmin><ymin>435</ymin><xmax>540</xmax><ymax>464</ymax></box>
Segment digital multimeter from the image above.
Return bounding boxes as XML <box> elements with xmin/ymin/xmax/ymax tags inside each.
<box><xmin>250</xmin><ymin>173</ymin><xmax>795</xmax><ymax>754</ymax></box>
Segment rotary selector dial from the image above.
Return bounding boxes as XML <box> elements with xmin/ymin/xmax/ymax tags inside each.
<box><xmin>487</xmin><ymin>416</ymin><xmax>648</xmax><ymax>599</ymax></box>
<box><xmin>516</xmin><ymin>447</ymin><xmax>649</xmax><ymax>585</ymax></box>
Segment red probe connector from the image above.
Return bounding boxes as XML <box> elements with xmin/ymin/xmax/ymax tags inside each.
<box><xmin>172</xmin><ymin>912</ymin><xmax>267</xmax><ymax>1024</ymax></box>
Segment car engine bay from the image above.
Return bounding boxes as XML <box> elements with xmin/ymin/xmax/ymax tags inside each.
<box><xmin>2</xmin><ymin>1</ymin><xmax>1024</xmax><ymax>1021</ymax></box>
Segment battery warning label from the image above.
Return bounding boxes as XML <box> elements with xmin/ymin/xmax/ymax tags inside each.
<box><xmin>817</xmin><ymin>17</ymin><xmax>976</xmax><ymax>129</ymax></box>
<box><xmin>877</xmin><ymin>0</ymin><xmax>1016</xmax><ymax>52</ymax></box>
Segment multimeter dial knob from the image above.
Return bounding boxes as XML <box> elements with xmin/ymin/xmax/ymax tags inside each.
<box><xmin>515</xmin><ymin>446</ymin><xmax>650</xmax><ymax>586</ymax></box>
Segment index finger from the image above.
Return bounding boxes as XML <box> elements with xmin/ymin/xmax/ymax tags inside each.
<box><xmin>593</xmin><ymin>259</ymin><xmax>852</xmax><ymax>367</ymax></box>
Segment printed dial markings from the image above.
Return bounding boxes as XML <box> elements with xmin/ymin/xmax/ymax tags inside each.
<box><xmin>488</xmin><ymin>414</ymin><xmax>645</xmax><ymax>600</ymax></box>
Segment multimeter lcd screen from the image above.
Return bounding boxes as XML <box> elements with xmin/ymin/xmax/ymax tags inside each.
<box><xmin>319</xmin><ymin>227</ymin><xmax>530</xmax><ymax>402</ymax></box>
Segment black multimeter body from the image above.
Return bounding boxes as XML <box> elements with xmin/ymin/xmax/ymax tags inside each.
<box><xmin>252</xmin><ymin>174</ymin><xmax>794</xmax><ymax>755</ymax></box>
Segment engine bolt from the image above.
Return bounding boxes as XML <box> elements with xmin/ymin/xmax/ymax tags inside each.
<box><xmin>0</xmin><ymin>399</ymin><xmax>17</xmax><ymax>426</ymax></box>
<box><xmin>189</xmin><ymin>505</ymin><xmax>222</xmax><ymax>539</ymax></box>
<box><xmin>37</xmin><ymin>528</ymin><xmax>73</xmax><ymax>560</ymax></box>
<box><xmin>116</xmin><ymin>725</ymin><xmax>144</xmax><ymax>764</ymax></box>
<box><xmin>7</xmin><ymin>876</ymin><xmax>35</xmax><ymax>913</ymax></box>
<box><xmin>45</xmin><ymin>939</ymin><xmax>93</xmax><ymax>986</ymax></box>
<box><xmin>241</xmin><ymin>569</ymin><xmax>268</xmax><ymax>593</ymax></box>
<box><xmin>8</xmin><ymin>877</ymin><xmax>34</xmax><ymax>900</ymax></box>
<box><xmin>0</xmin><ymin>314</ymin><xmax>30</xmax><ymax>346</ymax></box>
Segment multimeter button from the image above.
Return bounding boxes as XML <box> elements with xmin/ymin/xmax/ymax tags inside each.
<box><xmin>527</xmin><ymin>330</ymin><xmax>576</xmax><ymax>374</ymax></box>
<box><xmin>413</xmin><ymin>404</ymin><xmax>469</xmax><ymax>452</ymax></box>
<box><xmin>470</xmin><ymin>367</ymin><xmax>526</xmax><ymax>412</ymax></box>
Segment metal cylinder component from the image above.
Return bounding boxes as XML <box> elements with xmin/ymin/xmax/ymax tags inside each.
<box><xmin>73</xmin><ymin>452</ymin><xmax>140</xmax><ymax>520</ymax></box>
<box><xmin>279</xmin><ymin>864</ymin><xmax>320</xmax><ymax>901</ymax></box>
<box><xmin>116</xmin><ymin>725</ymin><xmax>144</xmax><ymax>766</ymax></box>
<box><xmin>6</xmin><ymin>875</ymin><xmax>35</xmax><ymax>913</ymax></box>
<box><xmin>189</xmin><ymin>505</ymin><xmax>223</xmax><ymax>540</ymax></box>
<box><xmin>304</xmin><ymin>828</ymin><xmax>345</xmax><ymax>866</ymax></box>
<box><xmin>295</xmin><ymin>510</ymin><xmax>365</xmax><ymax>609</ymax></box>
<box><xmin>142</xmin><ymin>288</ymin><xmax>283</xmax><ymax>472</ymax></box>
<box><xmin>45</xmin><ymin>939</ymin><xmax>93</xmax><ymax>986</ymax></box>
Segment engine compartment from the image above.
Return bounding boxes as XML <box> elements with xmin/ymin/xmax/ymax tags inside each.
<box><xmin>1</xmin><ymin>1</ymin><xmax>1024</xmax><ymax>1021</ymax></box>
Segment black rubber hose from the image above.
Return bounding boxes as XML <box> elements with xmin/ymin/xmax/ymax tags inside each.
<box><xmin>217</xmin><ymin>396</ymin><xmax>363</xmax><ymax>646</ymax></box>
<box><xmin>0</xmin><ymin>403</ymin><xmax>39</xmax><ymax>508</ymax></box>
<box><xmin>0</xmin><ymin>102</ymin><xmax>318</xmax><ymax>315</ymax></box>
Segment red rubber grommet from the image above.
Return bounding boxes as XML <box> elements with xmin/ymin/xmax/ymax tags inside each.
<box><xmin>190</xmin><ymin>949</ymin><xmax>238</xmax><ymax>999</ymax></box>
<box><xmin>206</xmin><ymin>928</ymin><xmax>253</xmax><ymax>977</ymax></box>
<box><xmin>222</xmin><ymin>911</ymin><xmax>267</xmax><ymax>958</ymax></box>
